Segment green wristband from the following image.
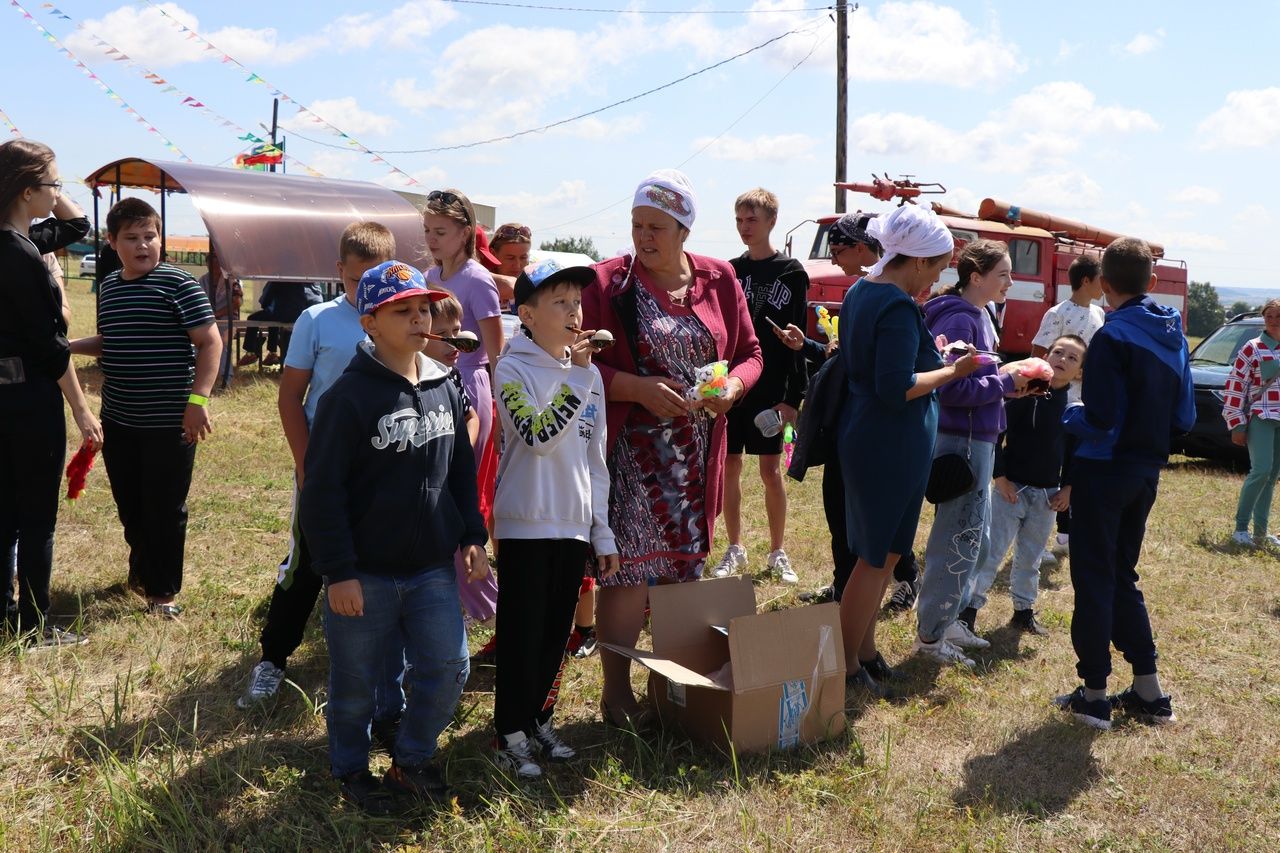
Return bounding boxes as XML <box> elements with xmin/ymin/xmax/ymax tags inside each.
<box><xmin>188</xmin><ymin>393</ymin><xmax>209</xmax><ymax>407</ymax></box>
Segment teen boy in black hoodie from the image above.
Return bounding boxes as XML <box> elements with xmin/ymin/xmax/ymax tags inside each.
<box><xmin>300</xmin><ymin>261</ymin><xmax>490</xmax><ymax>813</ymax></box>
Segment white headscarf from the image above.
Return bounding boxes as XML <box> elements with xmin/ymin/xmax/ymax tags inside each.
<box><xmin>632</xmin><ymin>169</ymin><xmax>697</xmax><ymax>231</ymax></box>
<box><xmin>865</xmin><ymin>204</ymin><xmax>954</xmax><ymax>278</ymax></box>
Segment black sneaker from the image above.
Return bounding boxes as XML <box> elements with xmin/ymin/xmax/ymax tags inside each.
<box><xmin>339</xmin><ymin>770</ymin><xmax>396</xmax><ymax>816</ymax></box>
<box><xmin>26</xmin><ymin>626</ymin><xmax>90</xmax><ymax>649</ymax></box>
<box><xmin>1109</xmin><ymin>687</ymin><xmax>1177</xmax><ymax>725</ymax></box>
<box><xmin>859</xmin><ymin>651</ymin><xmax>899</xmax><ymax>682</ymax></box>
<box><xmin>846</xmin><ymin>665</ymin><xmax>888</xmax><ymax>699</ymax></box>
<box><xmin>957</xmin><ymin>606</ymin><xmax>978</xmax><ymax>632</ymax></box>
<box><xmin>384</xmin><ymin>760</ymin><xmax>450</xmax><ymax>805</ymax></box>
<box><xmin>798</xmin><ymin>585</ymin><xmax>835</xmax><ymax>604</ymax></box>
<box><xmin>1010</xmin><ymin>609</ymin><xmax>1049</xmax><ymax>636</ymax></box>
<box><xmin>371</xmin><ymin>714</ymin><xmax>401</xmax><ymax>754</ymax></box>
<box><xmin>572</xmin><ymin>635</ymin><xmax>598</xmax><ymax>659</ymax></box>
<box><xmin>1053</xmin><ymin>686</ymin><xmax>1112</xmax><ymax>731</ymax></box>
<box><xmin>885</xmin><ymin>580</ymin><xmax>916</xmax><ymax>612</ymax></box>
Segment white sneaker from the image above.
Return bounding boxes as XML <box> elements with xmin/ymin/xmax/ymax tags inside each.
<box><xmin>943</xmin><ymin>619</ymin><xmax>991</xmax><ymax>650</ymax></box>
<box><xmin>711</xmin><ymin>544</ymin><xmax>747</xmax><ymax>578</ymax></box>
<box><xmin>912</xmin><ymin>637</ymin><xmax>975</xmax><ymax>668</ymax></box>
<box><xmin>494</xmin><ymin>731</ymin><xmax>543</xmax><ymax>779</ymax></box>
<box><xmin>1038</xmin><ymin>548</ymin><xmax>1057</xmax><ymax>568</ymax></box>
<box><xmin>1258</xmin><ymin>534</ymin><xmax>1280</xmax><ymax>549</ymax></box>
<box><xmin>530</xmin><ymin>719</ymin><xmax>576</xmax><ymax>762</ymax></box>
<box><xmin>236</xmin><ymin>660</ymin><xmax>285</xmax><ymax>709</ymax></box>
<box><xmin>767</xmin><ymin>549</ymin><xmax>798</xmax><ymax>584</ymax></box>
<box><xmin>1231</xmin><ymin>530</ymin><xmax>1256</xmax><ymax>548</ymax></box>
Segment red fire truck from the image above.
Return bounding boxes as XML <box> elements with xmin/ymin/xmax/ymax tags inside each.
<box><xmin>791</xmin><ymin>177</ymin><xmax>1188</xmax><ymax>356</ymax></box>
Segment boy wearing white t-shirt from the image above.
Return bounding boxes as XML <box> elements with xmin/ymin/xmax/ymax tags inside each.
<box><xmin>1032</xmin><ymin>256</ymin><xmax>1105</xmax><ymax>357</ymax></box>
<box><xmin>1031</xmin><ymin>254</ymin><xmax>1105</xmax><ymax>561</ymax></box>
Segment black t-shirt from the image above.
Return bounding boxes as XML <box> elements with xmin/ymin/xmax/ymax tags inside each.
<box><xmin>730</xmin><ymin>251</ymin><xmax>809</xmax><ymax>409</ymax></box>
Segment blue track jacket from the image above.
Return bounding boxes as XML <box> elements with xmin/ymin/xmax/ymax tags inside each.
<box><xmin>1063</xmin><ymin>294</ymin><xmax>1195</xmax><ymax>472</ymax></box>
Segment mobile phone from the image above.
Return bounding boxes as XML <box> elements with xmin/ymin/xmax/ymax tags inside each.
<box><xmin>765</xmin><ymin>316</ymin><xmax>784</xmax><ymax>332</ymax></box>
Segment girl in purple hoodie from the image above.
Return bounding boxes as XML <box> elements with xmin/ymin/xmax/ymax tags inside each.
<box><xmin>914</xmin><ymin>240</ymin><xmax>1030</xmax><ymax>666</ymax></box>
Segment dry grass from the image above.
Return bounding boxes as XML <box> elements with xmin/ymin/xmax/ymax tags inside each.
<box><xmin>3</xmin><ymin>281</ymin><xmax>1278</xmax><ymax>851</ymax></box>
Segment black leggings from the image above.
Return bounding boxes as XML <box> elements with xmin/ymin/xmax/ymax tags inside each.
<box><xmin>0</xmin><ymin>383</ymin><xmax>66</xmax><ymax>630</ymax></box>
<box><xmin>493</xmin><ymin>538</ymin><xmax>587</xmax><ymax>736</ymax></box>
<box><xmin>823</xmin><ymin>461</ymin><xmax>917</xmax><ymax>601</ymax></box>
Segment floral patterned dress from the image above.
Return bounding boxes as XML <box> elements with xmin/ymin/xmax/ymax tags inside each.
<box><xmin>602</xmin><ymin>280</ymin><xmax>716</xmax><ymax>587</ymax></box>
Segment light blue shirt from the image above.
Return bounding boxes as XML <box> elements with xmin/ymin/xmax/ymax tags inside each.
<box><xmin>283</xmin><ymin>294</ymin><xmax>367</xmax><ymax>425</ymax></box>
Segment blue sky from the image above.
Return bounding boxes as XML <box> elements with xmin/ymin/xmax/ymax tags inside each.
<box><xmin>4</xmin><ymin>0</ymin><xmax>1278</xmax><ymax>287</ymax></box>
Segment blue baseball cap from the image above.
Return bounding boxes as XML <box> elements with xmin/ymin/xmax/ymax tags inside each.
<box><xmin>356</xmin><ymin>261</ymin><xmax>442</xmax><ymax>315</ymax></box>
<box><xmin>513</xmin><ymin>258</ymin><xmax>596</xmax><ymax>308</ymax></box>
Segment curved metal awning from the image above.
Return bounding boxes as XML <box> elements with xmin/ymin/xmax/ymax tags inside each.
<box><xmin>84</xmin><ymin>158</ymin><xmax>429</xmax><ymax>280</ymax></box>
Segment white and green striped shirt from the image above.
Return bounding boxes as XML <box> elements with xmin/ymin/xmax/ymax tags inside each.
<box><xmin>98</xmin><ymin>263</ymin><xmax>215</xmax><ymax>429</ymax></box>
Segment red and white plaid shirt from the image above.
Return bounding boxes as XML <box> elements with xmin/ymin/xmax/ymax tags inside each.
<box><xmin>1222</xmin><ymin>336</ymin><xmax>1280</xmax><ymax>431</ymax></box>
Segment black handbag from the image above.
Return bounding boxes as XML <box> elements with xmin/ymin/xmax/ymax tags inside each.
<box><xmin>926</xmin><ymin>452</ymin><xmax>975</xmax><ymax>504</ymax></box>
<box><xmin>926</xmin><ymin>411</ymin><xmax>975</xmax><ymax>504</ymax></box>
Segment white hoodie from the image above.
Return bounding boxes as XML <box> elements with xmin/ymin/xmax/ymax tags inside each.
<box><xmin>493</xmin><ymin>331</ymin><xmax>616</xmax><ymax>556</ymax></box>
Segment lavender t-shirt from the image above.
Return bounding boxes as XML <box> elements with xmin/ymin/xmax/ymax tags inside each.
<box><xmin>425</xmin><ymin>258</ymin><xmax>501</xmax><ymax>372</ymax></box>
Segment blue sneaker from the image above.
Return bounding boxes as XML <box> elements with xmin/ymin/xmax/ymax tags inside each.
<box><xmin>1053</xmin><ymin>686</ymin><xmax>1112</xmax><ymax>730</ymax></box>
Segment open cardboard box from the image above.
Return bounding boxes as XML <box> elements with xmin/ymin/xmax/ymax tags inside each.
<box><xmin>601</xmin><ymin>576</ymin><xmax>846</xmax><ymax>753</ymax></box>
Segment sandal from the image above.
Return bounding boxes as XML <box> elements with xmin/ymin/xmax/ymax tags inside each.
<box><xmin>147</xmin><ymin>601</ymin><xmax>183</xmax><ymax>619</ymax></box>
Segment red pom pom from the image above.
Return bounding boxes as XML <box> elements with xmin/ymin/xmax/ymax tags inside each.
<box><xmin>65</xmin><ymin>443</ymin><xmax>97</xmax><ymax>500</ymax></box>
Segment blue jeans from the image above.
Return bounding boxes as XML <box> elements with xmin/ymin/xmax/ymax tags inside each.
<box><xmin>324</xmin><ymin>568</ymin><xmax>468</xmax><ymax>778</ymax></box>
<box><xmin>917</xmin><ymin>435</ymin><xmax>995</xmax><ymax>642</ymax></box>
<box><xmin>968</xmin><ymin>483</ymin><xmax>1058</xmax><ymax>612</ymax></box>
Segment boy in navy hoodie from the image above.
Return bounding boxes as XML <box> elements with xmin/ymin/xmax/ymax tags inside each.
<box><xmin>300</xmin><ymin>261</ymin><xmax>489</xmax><ymax>812</ymax></box>
<box><xmin>1054</xmin><ymin>238</ymin><xmax>1193</xmax><ymax>731</ymax></box>
<box><xmin>491</xmin><ymin>259</ymin><xmax>619</xmax><ymax>778</ymax></box>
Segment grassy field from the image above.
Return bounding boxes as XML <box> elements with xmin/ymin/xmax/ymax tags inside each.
<box><xmin>3</xmin><ymin>281</ymin><xmax>1278</xmax><ymax>852</ymax></box>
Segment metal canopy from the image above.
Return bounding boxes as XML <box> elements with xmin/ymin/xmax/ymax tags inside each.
<box><xmin>84</xmin><ymin>158</ymin><xmax>429</xmax><ymax>280</ymax></box>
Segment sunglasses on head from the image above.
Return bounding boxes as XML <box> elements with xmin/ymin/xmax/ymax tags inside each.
<box><xmin>494</xmin><ymin>224</ymin><xmax>532</xmax><ymax>241</ymax></box>
<box><xmin>427</xmin><ymin>190</ymin><xmax>471</xmax><ymax>224</ymax></box>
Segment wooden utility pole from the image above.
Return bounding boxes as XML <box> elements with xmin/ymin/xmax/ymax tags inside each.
<box><xmin>835</xmin><ymin>1</ymin><xmax>849</xmax><ymax>213</ymax></box>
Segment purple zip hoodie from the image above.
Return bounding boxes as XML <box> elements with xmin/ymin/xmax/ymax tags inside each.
<box><xmin>923</xmin><ymin>294</ymin><xmax>1016</xmax><ymax>443</ymax></box>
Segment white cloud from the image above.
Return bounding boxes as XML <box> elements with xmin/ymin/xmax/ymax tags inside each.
<box><xmin>1122</xmin><ymin>28</ymin><xmax>1165</xmax><ymax>56</ymax></box>
<box><xmin>483</xmin><ymin>181</ymin><xmax>589</xmax><ymax>214</ymax></box>
<box><xmin>851</xmin><ymin>82</ymin><xmax>1157</xmax><ymax>173</ymax></box>
<box><xmin>554</xmin><ymin>115</ymin><xmax>647</xmax><ymax>142</ymax></box>
<box><xmin>669</xmin><ymin>1</ymin><xmax>1024</xmax><ymax>86</ymax></box>
<box><xmin>691</xmin><ymin>133</ymin><xmax>817</xmax><ymax>162</ymax></box>
<box><xmin>304</xmin><ymin>149</ymin><xmax>363</xmax><ymax>179</ymax></box>
<box><xmin>1162</xmin><ymin>230</ymin><xmax>1228</xmax><ymax>252</ymax></box>
<box><xmin>1197</xmin><ymin>88</ymin><xmax>1280</xmax><ymax>149</ymax></box>
<box><xmin>1057</xmin><ymin>40</ymin><xmax>1079</xmax><ymax>61</ymax></box>
<box><xmin>1234</xmin><ymin>204</ymin><xmax>1273</xmax><ymax>225</ymax></box>
<box><xmin>284</xmin><ymin>98</ymin><xmax>397</xmax><ymax>136</ymax></box>
<box><xmin>1015</xmin><ymin>171</ymin><xmax>1104</xmax><ymax>210</ymax></box>
<box><xmin>66</xmin><ymin>1</ymin><xmax>456</xmax><ymax>67</ymax></box>
<box><xmin>1170</xmin><ymin>186</ymin><xmax>1222</xmax><ymax>205</ymax></box>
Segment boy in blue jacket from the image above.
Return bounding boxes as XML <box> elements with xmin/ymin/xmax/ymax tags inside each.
<box><xmin>1054</xmin><ymin>238</ymin><xmax>1194</xmax><ymax>731</ymax></box>
<box><xmin>300</xmin><ymin>261</ymin><xmax>490</xmax><ymax>812</ymax></box>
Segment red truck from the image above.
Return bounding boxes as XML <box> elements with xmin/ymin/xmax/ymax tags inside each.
<box><xmin>792</xmin><ymin>179</ymin><xmax>1188</xmax><ymax>356</ymax></box>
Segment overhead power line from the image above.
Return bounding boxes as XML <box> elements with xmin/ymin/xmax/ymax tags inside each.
<box><xmin>438</xmin><ymin>0</ymin><xmax>833</xmax><ymax>13</ymax></box>
<box><xmin>289</xmin><ymin>20</ymin><xmax>826</xmax><ymax>155</ymax></box>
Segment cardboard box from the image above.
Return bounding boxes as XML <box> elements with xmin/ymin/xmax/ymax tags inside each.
<box><xmin>601</xmin><ymin>576</ymin><xmax>846</xmax><ymax>753</ymax></box>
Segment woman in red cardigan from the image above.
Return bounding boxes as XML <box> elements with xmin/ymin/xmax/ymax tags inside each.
<box><xmin>582</xmin><ymin>169</ymin><xmax>762</xmax><ymax>725</ymax></box>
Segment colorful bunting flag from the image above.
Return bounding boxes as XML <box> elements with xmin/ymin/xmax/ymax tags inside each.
<box><xmin>10</xmin><ymin>0</ymin><xmax>191</xmax><ymax>161</ymax></box>
<box><xmin>0</xmin><ymin>106</ymin><xmax>22</xmax><ymax>137</ymax></box>
<box><xmin>136</xmin><ymin>0</ymin><xmax>421</xmax><ymax>187</ymax></box>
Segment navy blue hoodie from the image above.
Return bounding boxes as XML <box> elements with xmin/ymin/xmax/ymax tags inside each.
<box><xmin>1063</xmin><ymin>295</ymin><xmax>1195</xmax><ymax>472</ymax></box>
<box><xmin>300</xmin><ymin>342</ymin><xmax>487</xmax><ymax>583</ymax></box>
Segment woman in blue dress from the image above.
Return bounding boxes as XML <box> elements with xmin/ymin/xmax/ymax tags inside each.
<box><xmin>837</xmin><ymin>204</ymin><xmax>977</xmax><ymax>693</ymax></box>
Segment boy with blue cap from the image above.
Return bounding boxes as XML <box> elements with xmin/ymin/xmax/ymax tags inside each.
<box><xmin>300</xmin><ymin>260</ymin><xmax>490</xmax><ymax>812</ymax></box>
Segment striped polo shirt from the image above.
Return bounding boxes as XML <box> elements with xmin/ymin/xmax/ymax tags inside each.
<box><xmin>98</xmin><ymin>263</ymin><xmax>215</xmax><ymax>429</ymax></box>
